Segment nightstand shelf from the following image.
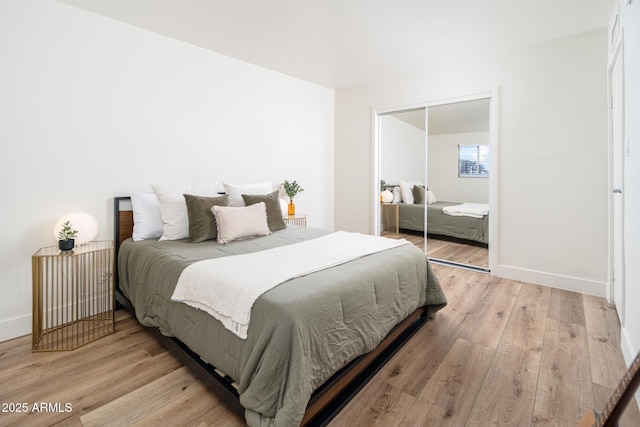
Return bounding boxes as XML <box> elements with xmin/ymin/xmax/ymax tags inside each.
<box><xmin>381</xmin><ymin>203</ymin><xmax>399</xmax><ymax>234</ymax></box>
<box><xmin>32</xmin><ymin>240</ymin><xmax>114</xmax><ymax>352</ymax></box>
<box><xmin>284</xmin><ymin>214</ymin><xmax>307</xmax><ymax>227</ymax></box>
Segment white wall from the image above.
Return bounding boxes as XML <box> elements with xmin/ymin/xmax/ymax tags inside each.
<box><xmin>0</xmin><ymin>0</ymin><xmax>334</xmax><ymax>342</ymax></box>
<box><xmin>617</xmin><ymin>0</ymin><xmax>640</xmax><ymax>369</ymax></box>
<box><xmin>380</xmin><ymin>115</ymin><xmax>426</xmax><ymax>187</ymax></box>
<box><xmin>335</xmin><ymin>29</ymin><xmax>609</xmax><ymax>296</ymax></box>
<box><xmin>428</xmin><ymin>132</ymin><xmax>490</xmax><ymax>203</ymax></box>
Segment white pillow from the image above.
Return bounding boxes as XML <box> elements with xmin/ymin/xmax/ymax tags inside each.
<box><xmin>399</xmin><ymin>180</ymin><xmax>422</xmax><ymax>204</ymax></box>
<box><xmin>212</xmin><ymin>202</ymin><xmax>271</xmax><ymax>243</ymax></box>
<box><xmin>392</xmin><ymin>186</ymin><xmax>402</xmax><ymax>203</ymax></box>
<box><xmin>152</xmin><ymin>182</ymin><xmax>219</xmax><ymax>241</ymax></box>
<box><xmin>223</xmin><ymin>181</ymin><xmax>273</xmax><ymax>207</ymax></box>
<box><xmin>130</xmin><ymin>192</ymin><xmax>163</xmax><ymax>241</ymax></box>
<box><xmin>426</xmin><ymin>189</ymin><xmax>437</xmax><ymax>205</ymax></box>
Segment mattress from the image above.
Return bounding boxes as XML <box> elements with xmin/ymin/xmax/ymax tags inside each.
<box><xmin>118</xmin><ymin>226</ymin><xmax>446</xmax><ymax>426</ymax></box>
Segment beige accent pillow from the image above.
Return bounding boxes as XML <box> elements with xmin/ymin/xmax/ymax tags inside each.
<box><xmin>212</xmin><ymin>202</ymin><xmax>271</xmax><ymax>243</ymax></box>
<box><xmin>184</xmin><ymin>194</ymin><xmax>229</xmax><ymax>242</ymax></box>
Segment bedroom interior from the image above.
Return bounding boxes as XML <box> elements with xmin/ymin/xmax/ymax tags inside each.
<box><xmin>2</xmin><ymin>0</ymin><xmax>640</xmax><ymax>425</ymax></box>
<box><xmin>376</xmin><ymin>96</ymin><xmax>492</xmax><ymax>271</ymax></box>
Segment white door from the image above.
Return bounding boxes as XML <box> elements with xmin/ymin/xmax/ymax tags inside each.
<box><xmin>610</xmin><ymin>42</ymin><xmax>625</xmax><ymax>326</ymax></box>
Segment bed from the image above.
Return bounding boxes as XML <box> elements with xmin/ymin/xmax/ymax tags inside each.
<box><xmin>396</xmin><ymin>202</ymin><xmax>489</xmax><ymax>244</ymax></box>
<box><xmin>113</xmin><ymin>196</ymin><xmax>447</xmax><ymax>426</ymax></box>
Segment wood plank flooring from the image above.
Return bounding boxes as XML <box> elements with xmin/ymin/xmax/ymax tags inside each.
<box><xmin>1</xmin><ymin>265</ymin><xmax>638</xmax><ymax>426</ymax></box>
<box><xmin>382</xmin><ymin>230</ymin><xmax>489</xmax><ymax>269</ymax></box>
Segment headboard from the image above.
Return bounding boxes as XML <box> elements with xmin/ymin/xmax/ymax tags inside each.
<box><xmin>113</xmin><ymin>196</ymin><xmax>133</xmax><ymax>291</ymax></box>
<box><xmin>114</xmin><ymin>196</ymin><xmax>134</xmax><ymax>247</ymax></box>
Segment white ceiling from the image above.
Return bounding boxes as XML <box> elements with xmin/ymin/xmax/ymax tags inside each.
<box><xmin>386</xmin><ymin>98</ymin><xmax>490</xmax><ymax>135</ymax></box>
<box><xmin>56</xmin><ymin>0</ymin><xmax>615</xmax><ymax>90</ymax></box>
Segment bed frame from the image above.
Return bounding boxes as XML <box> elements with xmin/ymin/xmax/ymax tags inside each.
<box><xmin>113</xmin><ymin>196</ymin><xmax>428</xmax><ymax>426</ymax></box>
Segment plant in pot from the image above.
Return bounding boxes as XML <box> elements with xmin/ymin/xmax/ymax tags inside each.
<box><xmin>57</xmin><ymin>220</ymin><xmax>78</xmax><ymax>251</ymax></box>
<box><xmin>283</xmin><ymin>180</ymin><xmax>304</xmax><ymax>216</ymax></box>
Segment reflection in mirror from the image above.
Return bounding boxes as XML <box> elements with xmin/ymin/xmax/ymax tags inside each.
<box><xmin>379</xmin><ymin>108</ymin><xmax>427</xmax><ymax>250</ymax></box>
<box><xmin>378</xmin><ymin>98</ymin><xmax>490</xmax><ymax>271</ymax></box>
<box><xmin>426</xmin><ymin>99</ymin><xmax>490</xmax><ymax>270</ymax></box>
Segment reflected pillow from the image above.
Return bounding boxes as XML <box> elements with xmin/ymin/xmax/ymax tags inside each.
<box><xmin>212</xmin><ymin>202</ymin><xmax>271</xmax><ymax>243</ymax></box>
<box><xmin>242</xmin><ymin>191</ymin><xmax>287</xmax><ymax>231</ymax></box>
<box><xmin>399</xmin><ymin>180</ymin><xmax>422</xmax><ymax>204</ymax></box>
<box><xmin>426</xmin><ymin>189</ymin><xmax>437</xmax><ymax>205</ymax></box>
<box><xmin>412</xmin><ymin>185</ymin><xmax>426</xmax><ymax>204</ymax></box>
<box><xmin>392</xmin><ymin>186</ymin><xmax>402</xmax><ymax>203</ymax></box>
<box><xmin>184</xmin><ymin>194</ymin><xmax>229</xmax><ymax>242</ymax></box>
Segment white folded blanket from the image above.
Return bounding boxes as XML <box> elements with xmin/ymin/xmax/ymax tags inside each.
<box><xmin>442</xmin><ymin>203</ymin><xmax>489</xmax><ymax>219</ymax></box>
<box><xmin>171</xmin><ymin>231</ymin><xmax>409</xmax><ymax>339</ymax></box>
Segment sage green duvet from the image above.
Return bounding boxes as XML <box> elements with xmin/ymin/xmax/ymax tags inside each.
<box><xmin>397</xmin><ymin>202</ymin><xmax>489</xmax><ymax>244</ymax></box>
<box><xmin>118</xmin><ymin>227</ymin><xmax>446</xmax><ymax>426</ymax></box>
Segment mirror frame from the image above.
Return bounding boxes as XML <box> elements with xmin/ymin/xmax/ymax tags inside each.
<box><xmin>372</xmin><ymin>89</ymin><xmax>498</xmax><ymax>272</ymax></box>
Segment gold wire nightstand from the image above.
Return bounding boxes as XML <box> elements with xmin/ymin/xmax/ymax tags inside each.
<box><xmin>284</xmin><ymin>214</ymin><xmax>307</xmax><ymax>227</ymax></box>
<box><xmin>32</xmin><ymin>240</ymin><xmax>114</xmax><ymax>352</ymax></box>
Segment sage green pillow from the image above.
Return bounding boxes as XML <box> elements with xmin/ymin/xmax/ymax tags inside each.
<box><xmin>412</xmin><ymin>185</ymin><xmax>426</xmax><ymax>204</ymax></box>
<box><xmin>242</xmin><ymin>191</ymin><xmax>287</xmax><ymax>231</ymax></box>
<box><xmin>184</xmin><ymin>194</ymin><xmax>229</xmax><ymax>242</ymax></box>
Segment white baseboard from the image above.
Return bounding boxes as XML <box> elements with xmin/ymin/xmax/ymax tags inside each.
<box><xmin>621</xmin><ymin>326</ymin><xmax>636</xmax><ymax>364</ymax></box>
<box><xmin>1</xmin><ymin>291</ymin><xmax>111</xmax><ymax>344</ymax></box>
<box><xmin>493</xmin><ymin>264</ymin><xmax>607</xmax><ymax>297</ymax></box>
<box><xmin>0</xmin><ymin>313</ymin><xmax>31</xmax><ymax>343</ymax></box>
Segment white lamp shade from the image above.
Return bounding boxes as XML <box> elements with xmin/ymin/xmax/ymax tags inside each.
<box><xmin>380</xmin><ymin>190</ymin><xmax>393</xmax><ymax>203</ymax></box>
<box><xmin>53</xmin><ymin>212</ymin><xmax>99</xmax><ymax>245</ymax></box>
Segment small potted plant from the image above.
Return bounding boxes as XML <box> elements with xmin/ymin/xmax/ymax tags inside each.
<box><xmin>283</xmin><ymin>180</ymin><xmax>304</xmax><ymax>216</ymax></box>
<box><xmin>57</xmin><ymin>220</ymin><xmax>78</xmax><ymax>251</ymax></box>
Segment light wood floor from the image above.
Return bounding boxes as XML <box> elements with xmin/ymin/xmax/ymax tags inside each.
<box><xmin>382</xmin><ymin>230</ymin><xmax>490</xmax><ymax>269</ymax></box>
<box><xmin>1</xmin><ymin>265</ymin><xmax>638</xmax><ymax>426</ymax></box>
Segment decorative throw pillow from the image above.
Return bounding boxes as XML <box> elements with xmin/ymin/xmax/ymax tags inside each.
<box><xmin>241</xmin><ymin>191</ymin><xmax>287</xmax><ymax>231</ymax></box>
<box><xmin>223</xmin><ymin>181</ymin><xmax>273</xmax><ymax>207</ymax></box>
<box><xmin>212</xmin><ymin>202</ymin><xmax>271</xmax><ymax>243</ymax></box>
<box><xmin>184</xmin><ymin>194</ymin><xmax>229</xmax><ymax>242</ymax></box>
<box><xmin>130</xmin><ymin>192</ymin><xmax>164</xmax><ymax>241</ymax></box>
<box><xmin>412</xmin><ymin>185</ymin><xmax>426</xmax><ymax>204</ymax></box>
<box><xmin>152</xmin><ymin>182</ymin><xmax>219</xmax><ymax>241</ymax></box>
<box><xmin>392</xmin><ymin>186</ymin><xmax>402</xmax><ymax>203</ymax></box>
<box><xmin>426</xmin><ymin>189</ymin><xmax>437</xmax><ymax>205</ymax></box>
<box><xmin>399</xmin><ymin>180</ymin><xmax>422</xmax><ymax>204</ymax></box>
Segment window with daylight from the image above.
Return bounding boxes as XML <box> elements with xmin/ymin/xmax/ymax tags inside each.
<box><xmin>458</xmin><ymin>145</ymin><xmax>490</xmax><ymax>177</ymax></box>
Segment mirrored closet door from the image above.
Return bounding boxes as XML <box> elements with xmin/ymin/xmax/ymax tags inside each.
<box><xmin>377</xmin><ymin>96</ymin><xmax>492</xmax><ymax>272</ymax></box>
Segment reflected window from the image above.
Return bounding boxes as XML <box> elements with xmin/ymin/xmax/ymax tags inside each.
<box><xmin>458</xmin><ymin>145</ymin><xmax>489</xmax><ymax>177</ymax></box>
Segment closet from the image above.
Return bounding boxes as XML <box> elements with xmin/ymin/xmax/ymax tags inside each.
<box><xmin>375</xmin><ymin>94</ymin><xmax>494</xmax><ymax>271</ymax></box>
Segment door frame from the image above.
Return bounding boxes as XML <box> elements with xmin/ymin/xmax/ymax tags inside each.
<box><xmin>608</xmin><ymin>30</ymin><xmax>625</xmax><ymax>324</ymax></box>
<box><xmin>372</xmin><ymin>89</ymin><xmax>498</xmax><ymax>272</ymax></box>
